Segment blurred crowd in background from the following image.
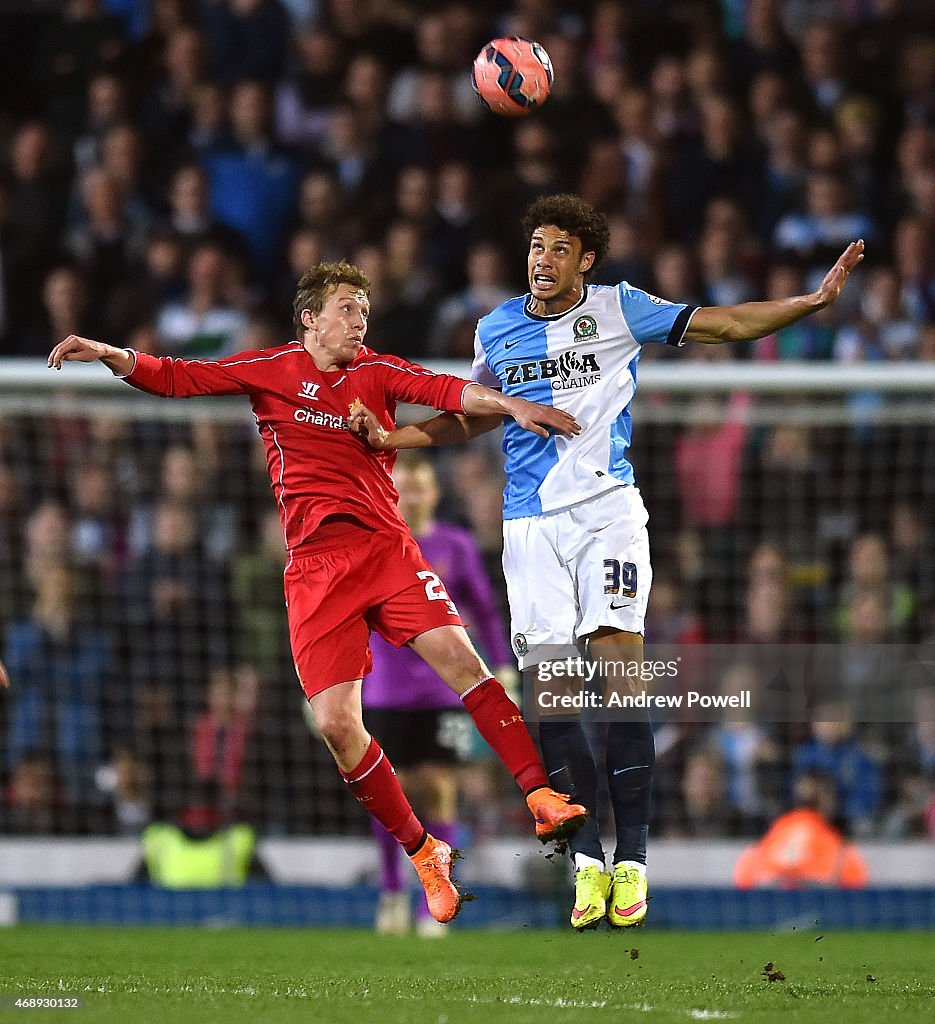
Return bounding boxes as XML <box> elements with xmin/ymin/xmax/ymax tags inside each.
<box><xmin>0</xmin><ymin>0</ymin><xmax>934</xmax><ymax>362</ymax></box>
<box><xmin>1</xmin><ymin>406</ymin><xmax>933</xmax><ymax>844</ymax></box>
<box><xmin>1</xmin><ymin>0</ymin><xmax>934</xmax><ymax>847</ymax></box>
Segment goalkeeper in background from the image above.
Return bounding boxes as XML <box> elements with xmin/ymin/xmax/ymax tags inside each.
<box><xmin>364</xmin><ymin>453</ymin><xmax>515</xmax><ymax>937</ymax></box>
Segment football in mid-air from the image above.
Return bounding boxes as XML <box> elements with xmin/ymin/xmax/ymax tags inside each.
<box><xmin>471</xmin><ymin>37</ymin><xmax>553</xmax><ymax>117</ymax></box>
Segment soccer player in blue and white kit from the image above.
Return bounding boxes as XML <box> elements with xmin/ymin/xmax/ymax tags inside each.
<box><xmin>351</xmin><ymin>194</ymin><xmax>864</xmax><ymax>928</ymax></box>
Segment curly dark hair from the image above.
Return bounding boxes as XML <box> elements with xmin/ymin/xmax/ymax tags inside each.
<box><xmin>521</xmin><ymin>194</ymin><xmax>610</xmax><ymax>275</ymax></box>
<box><xmin>293</xmin><ymin>261</ymin><xmax>371</xmax><ymax>339</ymax></box>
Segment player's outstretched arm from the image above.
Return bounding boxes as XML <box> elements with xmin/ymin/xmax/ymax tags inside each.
<box><xmin>685</xmin><ymin>240</ymin><xmax>864</xmax><ymax>344</ymax></box>
<box><xmin>0</xmin><ymin>659</ymin><xmax>9</xmax><ymax>689</ymax></box>
<box><xmin>48</xmin><ymin>335</ymin><xmax>135</xmax><ymax>376</ymax></box>
<box><xmin>462</xmin><ymin>384</ymin><xmax>580</xmax><ymax>438</ymax></box>
<box><xmin>50</xmin><ymin>334</ymin><xmax>249</xmax><ymax>397</ymax></box>
<box><xmin>349</xmin><ymin>408</ymin><xmax>500</xmax><ymax>450</ymax></box>
<box><xmin>349</xmin><ymin>386</ymin><xmax>580</xmax><ymax>450</ymax></box>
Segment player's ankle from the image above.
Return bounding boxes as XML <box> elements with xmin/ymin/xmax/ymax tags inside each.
<box><xmin>574</xmin><ymin>853</ymin><xmax>605</xmax><ymax>871</ymax></box>
<box><xmin>614</xmin><ymin>860</ymin><xmax>647</xmax><ymax>876</ymax></box>
<box><xmin>405</xmin><ymin>831</ymin><xmax>429</xmax><ymax>858</ymax></box>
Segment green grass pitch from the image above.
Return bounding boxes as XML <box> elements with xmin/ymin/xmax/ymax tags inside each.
<box><xmin>1</xmin><ymin>926</ymin><xmax>932</xmax><ymax>1023</ymax></box>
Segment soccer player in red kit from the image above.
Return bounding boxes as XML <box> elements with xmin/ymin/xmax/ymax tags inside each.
<box><xmin>48</xmin><ymin>261</ymin><xmax>587</xmax><ymax>924</ymax></box>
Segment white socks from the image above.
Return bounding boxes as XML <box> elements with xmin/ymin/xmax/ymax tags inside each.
<box><xmin>614</xmin><ymin>859</ymin><xmax>647</xmax><ymax>876</ymax></box>
<box><xmin>574</xmin><ymin>853</ymin><xmax>606</xmax><ymax>872</ymax></box>
<box><xmin>573</xmin><ymin>855</ymin><xmax>649</xmax><ymax>875</ymax></box>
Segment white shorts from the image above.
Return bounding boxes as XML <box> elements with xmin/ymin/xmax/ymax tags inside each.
<box><xmin>503</xmin><ymin>486</ymin><xmax>652</xmax><ymax>668</ymax></box>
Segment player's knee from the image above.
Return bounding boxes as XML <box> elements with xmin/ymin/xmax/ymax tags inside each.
<box><xmin>459</xmin><ymin>652</ymin><xmax>487</xmax><ymax>683</ymax></box>
<box><xmin>437</xmin><ymin>644</ymin><xmax>487</xmax><ymax>689</ymax></box>
<box><xmin>315</xmin><ymin>707</ymin><xmax>364</xmax><ymax>757</ymax></box>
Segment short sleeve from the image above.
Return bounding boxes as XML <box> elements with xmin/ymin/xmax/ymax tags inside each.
<box><xmin>471</xmin><ymin>330</ymin><xmax>500</xmax><ymax>387</ymax></box>
<box><xmin>618</xmin><ymin>282</ymin><xmax>698</xmax><ymax>348</ymax></box>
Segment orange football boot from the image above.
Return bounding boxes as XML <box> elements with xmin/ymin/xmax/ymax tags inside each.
<box><xmin>526</xmin><ymin>789</ymin><xmax>589</xmax><ymax>844</ymax></box>
<box><xmin>410</xmin><ymin>835</ymin><xmax>461</xmax><ymax>924</ymax></box>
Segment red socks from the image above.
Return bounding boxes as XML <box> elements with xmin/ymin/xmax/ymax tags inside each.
<box><xmin>461</xmin><ymin>677</ymin><xmax>547</xmax><ymax>794</ymax></box>
<box><xmin>341</xmin><ymin>682</ymin><xmax>547</xmax><ymax>852</ymax></box>
<box><xmin>340</xmin><ymin>737</ymin><xmax>424</xmax><ymax>852</ymax></box>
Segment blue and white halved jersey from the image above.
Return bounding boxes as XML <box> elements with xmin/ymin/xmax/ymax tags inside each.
<box><xmin>472</xmin><ymin>283</ymin><xmax>698</xmax><ymax>519</ymax></box>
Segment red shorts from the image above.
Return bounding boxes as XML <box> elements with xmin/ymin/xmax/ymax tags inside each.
<box><xmin>285</xmin><ymin>526</ymin><xmax>462</xmax><ymax>698</ymax></box>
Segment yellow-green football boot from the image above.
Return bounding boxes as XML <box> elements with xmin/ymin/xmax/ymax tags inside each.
<box><xmin>607</xmin><ymin>861</ymin><xmax>648</xmax><ymax>927</ymax></box>
<box><xmin>570</xmin><ymin>865</ymin><xmax>612</xmax><ymax>929</ymax></box>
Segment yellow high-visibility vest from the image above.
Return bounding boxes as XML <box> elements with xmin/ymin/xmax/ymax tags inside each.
<box><xmin>142</xmin><ymin>823</ymin><xmax>255</xmax><ymax>888</ymax></box>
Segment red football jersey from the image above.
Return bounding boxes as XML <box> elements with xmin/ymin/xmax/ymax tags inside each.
<box><xmin>123</xmin><ymin>343</ymin><xmax>474</xmax><ymax>550</ymax></box>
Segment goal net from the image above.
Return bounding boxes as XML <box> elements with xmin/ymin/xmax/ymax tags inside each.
<box><xmin>0</xmin><ymin>359</ymin><xmax>933</xmax><ymax>843</ymax></box>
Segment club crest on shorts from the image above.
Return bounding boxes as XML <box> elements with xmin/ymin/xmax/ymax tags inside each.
<box><xmin>573</xmin><ymin>314</ymin><xmax>599</xmax><ymax>341</ymax></box>
<box><xmin>513</xmin><ymin>633</ymin><xmax>529</xmax><ymax>656</ymax></box>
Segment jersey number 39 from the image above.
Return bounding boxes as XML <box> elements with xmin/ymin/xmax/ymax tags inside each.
<box><xmin>603</xmin><ymin>559</ymin><xmax>637</xmax><ymax>597</ymax></box>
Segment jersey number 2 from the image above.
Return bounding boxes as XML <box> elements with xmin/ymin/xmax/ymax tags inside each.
<box><xmin>417</xmin><ymin>570</ymin><xmax>458</xmax><ymax>616</ymax></box>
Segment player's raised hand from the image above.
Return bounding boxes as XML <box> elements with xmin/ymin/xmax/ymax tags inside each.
<box><xmin>48</xmin><ymin>335</ymin><xmax>111</xmax><ymax>369</ymax></box>
<box><xmin>503</xmin><ymin>397</ymin><xmax>581</xmax><ymax>438</ymax></box>
<box><xmin>49</xmin><ymin>335</ymin><xmax>135</xmax><ymax>375</ymax></box>
<box><xmin>348</xmin><ymin>400</ymin><xmax>391</xmax><ymax>449</ymax></box>
<box><xmin>0</xmin><ymin>659</ymin><xmax>9</xmax><ymax>689</ymax></box>
<box><xmin>814</xmin><ymin>240</ymin><xmax>865</xmax><ymax>308</ymax></box>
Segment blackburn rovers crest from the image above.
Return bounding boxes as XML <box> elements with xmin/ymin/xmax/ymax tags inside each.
<box><xmin>573</xmin><ymin>315</ymin><xmax>599</xmax><ymax>341</ymax></box>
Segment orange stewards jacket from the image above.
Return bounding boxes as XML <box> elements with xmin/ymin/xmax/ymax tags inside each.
<box><xmin>734</xmin><ymin>808</ymin><xmax>869</xmax><ymax>889</ymax></box>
